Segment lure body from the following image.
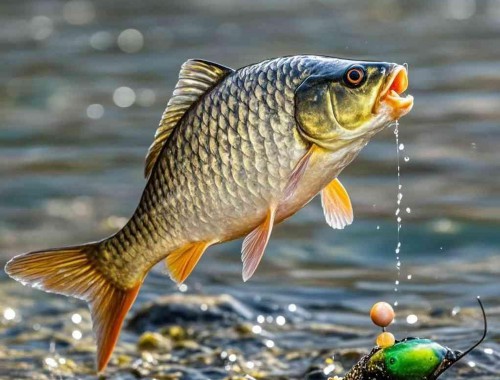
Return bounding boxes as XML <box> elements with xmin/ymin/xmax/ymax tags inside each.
<box><xmin>343</xmin><ymin>338</ymin><xmax>454</xmax><ymax>380</ymax></box>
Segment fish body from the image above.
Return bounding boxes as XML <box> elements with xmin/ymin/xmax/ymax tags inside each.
<box><xmin>101</xmin><ymin>56</ymin><xmax>397</xmax><ymax>287</ymax></box>
<box><xmin>5</xmin><ymin>55</ymin><xmax>413</xmax><ymax>371</ymax></box>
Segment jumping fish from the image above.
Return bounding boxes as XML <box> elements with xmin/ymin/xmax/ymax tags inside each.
<box><xmin>5</xmin><ymin>55</ymin><xmax>413</xmax><ymax>371</ymax></box>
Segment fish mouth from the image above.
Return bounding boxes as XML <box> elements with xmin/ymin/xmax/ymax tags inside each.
<box><xmin>375</xmin><ymin>64</ymin><xmax>414</xmax><ymax>119</ymax></box>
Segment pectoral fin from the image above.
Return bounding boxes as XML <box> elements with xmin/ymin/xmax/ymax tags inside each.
<box><xmin>321</xmin><ymin>178</ymin><xmax>353</xmax><ymax>229</ymax></box>
<box><xmin>166</xmin><ymin>241</ymin><xmax>211</xmax><ymax>284</ymax></box>
<box><xmin>241</xmin><ymin>207</ymin><xmax>276</xmax><ymax>282</ymax></box>
<box><xmin>283</xmin><ymin>145</ymin><xmax>317</xmax><ymax>200</ymax></box>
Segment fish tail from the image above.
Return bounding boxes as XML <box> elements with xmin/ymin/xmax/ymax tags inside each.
<box><xmin>4</xmin><ymin>242</ymin><xmax>142</xmax><ymax>372</ymax></box>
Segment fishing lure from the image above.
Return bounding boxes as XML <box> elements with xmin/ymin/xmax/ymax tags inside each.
<box><xmin>338</xmin><ymin>298</ymin><xmax>487</xmax><ymax>380</ymax></box>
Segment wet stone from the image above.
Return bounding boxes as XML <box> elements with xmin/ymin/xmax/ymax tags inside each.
<box><xmin>137</xmin><ymin>331</ymin><xmax>173</xmax><ymax>351</ymax></box>
<box><xmin>128</xmin><ymin>294</ymin><xmax>254</xmax><ymax>333</ymax></box>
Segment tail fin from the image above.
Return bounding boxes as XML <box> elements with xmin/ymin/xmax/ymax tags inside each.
<box><xmin>4</xmin><ymin>243</ymin><xmax>142</xmax><ymax>372</ymax></box>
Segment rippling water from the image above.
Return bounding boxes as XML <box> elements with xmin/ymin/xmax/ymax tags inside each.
<box><xmin>1</xmin><ymin>1</ymin><xmax>499</xmax><ymax>379</ymax></box>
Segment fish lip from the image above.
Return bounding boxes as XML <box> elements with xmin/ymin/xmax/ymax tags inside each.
<box><xmin>374</xmin><ymin>64</ymin><xmax>414</xmax><ymax>119</ymax></box>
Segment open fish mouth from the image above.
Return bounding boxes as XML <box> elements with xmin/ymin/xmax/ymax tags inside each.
<box><xmin>375</xmin><ymin>64</ymin><xmax>414</xmax><ymax>119</ymax></box>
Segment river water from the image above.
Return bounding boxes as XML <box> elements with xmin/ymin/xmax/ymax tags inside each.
<box><xmin>0</xmin><ymin>0</ymin><xmax>499</xmax><ymax>379</ymax></box>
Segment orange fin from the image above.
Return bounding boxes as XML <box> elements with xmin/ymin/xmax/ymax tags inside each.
<box><xmin>321</xmin><ymin>178</ymin><xmax>354</xmax><ymax>229</ymax></box>
<box><xmin>4</xmin><ymin>243</ymin><xmax>143</xmax><ymax>373</ymax></box>
<box><xmin>241</xmin><ymin>207</ymin><xmax>276</xmax><ymax>282</ymax></box>
<box><xmin>283</xmin><ymin>145</ymin><xmax>316</xmax><ymax>200</ymax></box>
<box><xmin>166</xmin><ymin>241</ymin><xmax>211</xmax><ymax>284</ymax></box>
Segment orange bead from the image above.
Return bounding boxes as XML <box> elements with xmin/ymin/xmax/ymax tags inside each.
<box><xmin>376</xmin><ymin>332</ymin><xmax>396</xmax><ymax>348</ymax></box>
<box><xmin>370</xmin><ymin>302</ymin><xmax>395</xmax><ymax>328</ymax></box>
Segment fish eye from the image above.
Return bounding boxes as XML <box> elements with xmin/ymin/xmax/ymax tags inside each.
<box><xmin>389</xmin><ymin>357</ymin><xmax>397</xmax><ymax>365</ymax></box>
<box><xmin>344</xmin><ymin>66</ymin><xmax>366</xmax><ymax>88</ymax></box>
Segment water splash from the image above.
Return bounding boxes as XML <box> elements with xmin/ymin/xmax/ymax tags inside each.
<box><xmin>393</xmin><ymin>122</ymin><xmax>403</xmax><ymax>304</ymax></box>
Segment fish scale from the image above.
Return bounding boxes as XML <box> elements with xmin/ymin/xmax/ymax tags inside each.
<box><xmin>144</xmin><ymin>62</ymin><xmax>299</xmax><ymax>230</ymax></box>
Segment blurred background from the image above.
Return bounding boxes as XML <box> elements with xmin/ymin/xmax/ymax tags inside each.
<box><xmin>0</xmin><ymin>0</ymin><xmax>499</xmax><ymax>379</ymax></box>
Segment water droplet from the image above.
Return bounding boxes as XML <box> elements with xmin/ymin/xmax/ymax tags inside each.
<box><xmin>323</xmin><ymin>364</ymin><xmax>336</xmax><ymax>375</ymax></box>
<box><xmin>265</xmin><ymin>340</ymin><xmax>275</xmax><ymax>348</ymax></box>
<box><xmin>86</xmin><ymin>104</ymin><xmax>104</xmax><ymax>119</ymax></box>
<box><xmin>30</xmin><ymin>16</ymin><xmax>53</xmax><ymax>41</ymax></box>
<box><xmin>136</xmin><ymin>89</ymin><xmax>156</xmax><ymax>107</ymax></box>
<box><xmin>117</xmin><ymin>29</ymin><xmax>144</xmax><ymax>53</ymax></box>
<box><xmin>376</xmin><ymin>225</ymin><xmax>380</xmax><ymax>230</ymax></box>
<box><xmin>276</xmin><ymin>316</ymin><xmax>286</xmax><ymax>326</ymax></box>
<box><xmin>398</xmin><ymin>143</ymin><xmax>405</xmax><ymax>151</ymax></box>
<box><xmin>288</xmin><ymin>304</ymin><xmax>297</xmax><ymax>312</ymax></box>
<box><xmin>404</xmin><ymin>156</ymin><xmax>410</xmax><ymax>162</ymax></box>
<box><xmin>395</xmin><ymin>208</ymin><xmax>400</xmax><ymax>216</ymax></box>
<box><xmin>406</xmin><ymin>314</ymin><xmax>418</xmax><ymax>324</ymax></box>
<box><xmin>72</xmin><ymin>330</ymin><xmax>82</xmax><ymax>340</ymax></box>
<box><xmin>407</xmin><ymin>274</ymin><xmax>412</xmax><ymax>280</ymax></box>
<box><xmin>71</xmin><ymin>313</ymin><xmax>82</xmax><ymax>324</ymax></box>
<box><xmin>3</xmin><ymin>308</ymin><xmax>16</xmax><ymax>321</ymax></box>
<box><xmin>63</xmin><ymin>0</ymin><xmax>95</xmax><ymax>25</ymax></box>
<box><xmin>251</xmin><ymin>325</ymin><xmax>262</xmax><ymax>334</ymax></box>
<box><xmin>90</xmin><ymin>31</ymin><xmax>114</xmax><ymax>50</ymax></box>
<box><xmin>405</xmin><ymin>207</ymin><xmax>411</xmax><ymax>214</ymax></box>
<box><xmin>44</xmin><ymin>357</ymin><xmax>58</xmax><ymax>368</ymax></box>
<box><xmin>113</xmin><ymin>86</ymin><xmax>136</xmax><ymax>108</ymax></box>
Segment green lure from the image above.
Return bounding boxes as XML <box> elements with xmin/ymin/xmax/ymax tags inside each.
<box><xmin>343</xmin><ymin>299</ymin><xmax>487</xmax><ymax>380</ymax></box>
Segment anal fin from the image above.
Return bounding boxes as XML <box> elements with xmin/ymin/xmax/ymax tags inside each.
<box><xmin>321</xmin><ymin>178</ymin><xmax>354</xmax><ymax>229</ymax></box>
<box><xmin>166</xmin><ymin>241</ymin><xmax>211</xmax><ymax>284</ymax></box>
<box><xmin>241</xmin><ymin>207</ymin><xmax>276</xmax><ymax>282</ymax></box>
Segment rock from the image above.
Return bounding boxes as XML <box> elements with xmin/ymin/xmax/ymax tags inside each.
<box><xmin>137</xmin><ymin>331</ymin><xmax>173</xmax><ymax>351</ymax></box>
<box><xmin>128</xmin><ymin>294</ymin><xmax>254</xmax><ymax>333</ymax></box>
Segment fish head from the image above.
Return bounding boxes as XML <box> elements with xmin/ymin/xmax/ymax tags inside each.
<box><xmin>364</xmin><ymin>338</ymin><xmax>449</xmax><ymax>380</ymax></box>
<box><xmin>294</xmin><ymin>59</ymin><xmax>413</xmax><ymax>148</ymax></box>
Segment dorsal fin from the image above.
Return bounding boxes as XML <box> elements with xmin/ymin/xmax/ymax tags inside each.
<box><xmin>144</xmin><ymin>59</ymin><xmax>234</xmax><ymax>178</ymax></box>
